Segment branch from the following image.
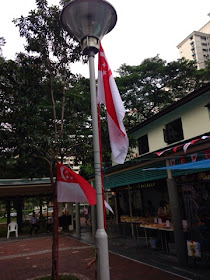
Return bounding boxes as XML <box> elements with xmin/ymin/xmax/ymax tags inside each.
<box><xmin>60</xmin><ymin>57</ymin><xmax>67</xmax><ymax>139</ymax></box>
<box><xmin>48</xmin><ymin>58</ymin><xmax>57</xmax><ymax>140</ymax></box>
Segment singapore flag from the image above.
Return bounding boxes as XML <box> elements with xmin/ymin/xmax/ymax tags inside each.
<box><xmin>98</xmin><ymin>43</ymin><xmax>129</xmax><ymax>164</ymax></box>
<box><xmin>57</xmin><ymin>162</ymin><xmax>96</xmax><ymax>205</ymax></box>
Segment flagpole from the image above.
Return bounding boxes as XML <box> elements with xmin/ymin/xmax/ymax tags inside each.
<box><xmin>88</xmin><ymin>50</ymin><xmax>110</xmax><ymax>280</ymax></box>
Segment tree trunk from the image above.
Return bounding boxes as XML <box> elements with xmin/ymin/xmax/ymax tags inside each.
<box><xmin>50</xmin><ymin>163</ymin><xmax>59</xmax><ymax>280</ymax></box>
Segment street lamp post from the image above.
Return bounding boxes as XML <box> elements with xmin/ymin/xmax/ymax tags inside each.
<box><xmin>60</xmin><ymin>1</ymin><xmax>117</xmax><ymax>279</ymax></box>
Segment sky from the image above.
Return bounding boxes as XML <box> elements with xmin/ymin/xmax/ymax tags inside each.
<box><xmin>0</xmin><ymin>0</ymin><xmax>210</xmax><ymax>77</ymax></box>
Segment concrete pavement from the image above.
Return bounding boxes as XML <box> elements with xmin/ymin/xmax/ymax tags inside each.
<box><xmin>0</xmin><ymin>234</ymin><xmax>190</xmax><ymax>280</ymax></box>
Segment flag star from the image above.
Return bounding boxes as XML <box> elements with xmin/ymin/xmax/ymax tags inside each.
<box><xmin>102</xmin><ymin>70</ymin><xmax>107</xmax><ymax>76</ymax></box>
<box><xmin>102</xmin><ymin>62</ymin><xmax>106</xmax><ymax>68</ymax></box>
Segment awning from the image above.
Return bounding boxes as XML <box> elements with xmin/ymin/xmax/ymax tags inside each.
<box><xmin>143</xmin><ymin>159</ymin><xmax>210</xmax><ymax>170</ymax></box>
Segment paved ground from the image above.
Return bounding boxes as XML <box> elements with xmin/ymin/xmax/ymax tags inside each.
<box><xmin>0</xmin><ymin>234</ymin><xmax>191</xmax><ymax>280</ymax></box>
<box><xmin>0</xmin><ymin>218</ymin><xmax>209</xmax><ymax>280</ymax></box>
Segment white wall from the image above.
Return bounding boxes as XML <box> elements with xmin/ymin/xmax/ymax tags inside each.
<box><xmin>134</xmin><ymin>93</ymin><xmax>210</xmax><ymax>155</ymax></box>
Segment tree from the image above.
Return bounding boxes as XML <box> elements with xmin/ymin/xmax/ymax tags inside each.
<box><xmin>116</xmin><ymin>56</ymin><xmax>209</xmax><ymax>128</ymax></box>
<box><xmin>1</xmin><ymin>1</ymin><xmax>91</xmax><ymax>279</ymax></box>
<box><xmin>0</xmin><ymin>37</ymin><xmax>6</xmax><ymax>57</ymax></box>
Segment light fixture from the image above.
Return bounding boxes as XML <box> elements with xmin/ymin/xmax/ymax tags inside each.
<box><xmin>60</xmin><ymin>0</ymin><xmax>117</xmax><ymax>54</ymax></box>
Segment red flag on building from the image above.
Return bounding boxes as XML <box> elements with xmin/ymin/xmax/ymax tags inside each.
<box><xmin>204</xmin><ymin>149</ymin><xmax>210</xmax><ymax>159</ymax></box>
<box><xmin>57</xmin><ymin>162</ymin><xmax>96</xmax><ymax>205</ymax></box>
<box><xmin>97</xmin><ymin>43</ymin><xmax>129</xmax><ymax>164</ymax></box>
<box><xmin>191</xmin><ymin>153</ymin><xmax>198</xmax><ymax>162</ymax></box>
<box><xmin>180</xmin><ymin>156</ymin><xmax>187</xmax><ymax>164</ymax></box>
<box><xmin>170</xmin><ymin>159</ymin><xmax>175</xmax><ymax>165</ymax></box>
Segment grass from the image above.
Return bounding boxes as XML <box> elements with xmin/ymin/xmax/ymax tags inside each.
<box><xmin>0</xmin><ymin>217</ymin><xmax>16</xmax><ymax>223</ymax></box>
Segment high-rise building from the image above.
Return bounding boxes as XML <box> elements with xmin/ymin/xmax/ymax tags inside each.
<box><xmin>177</xmin><ymin>14</ymin><xmax>210</xmax><ymax>69</ymax></box>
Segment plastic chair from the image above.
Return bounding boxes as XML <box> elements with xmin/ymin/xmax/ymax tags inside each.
<box><xmin>7</xmin><ymin>222</ymin><xmax>18</xmax><ymax>238</ymax></box>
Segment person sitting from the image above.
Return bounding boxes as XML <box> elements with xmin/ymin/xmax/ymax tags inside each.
<box><xmin>30</xmin><ymin>211</ymin><xmax>40</xmax><ymax>235</ymax></box>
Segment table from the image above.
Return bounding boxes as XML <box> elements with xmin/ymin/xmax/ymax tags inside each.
<box><xmin>138</xmin><ymin>224</ymin><xmax>174</xmax><ymax>252</ymax></box>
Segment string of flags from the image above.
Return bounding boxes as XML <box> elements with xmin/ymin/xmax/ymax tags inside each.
<box><xmin>169</xmin><ymin>150</ymin><xmax>210</xmax><ymax>166</ymax></box>
<box><xmin>155</xmin><ymin>135</ymin><xmax>210</xmax><ymax>157</ymax></box>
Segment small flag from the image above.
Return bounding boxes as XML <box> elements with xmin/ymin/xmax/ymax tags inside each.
<box><xmin>183</xmin><ymin>142</ymin><xmax>191</xmax><ymax>153</ymax></box>
<box><xmin>204</xmin><ymin>149</ymin><xmax>210</xmax><ymax>159</ymax></box>
<box><xmin>155</xmin><ymin>148</ymin><xmax>171</xmax><ymax>156</ymax></box>
<box><xmin>97</xmin><ymin>43</ymin><xmax>129</xmax><ymax>164</ymax></box>
<box><xmin>170</xmin><ymin>159</ymin><xmax>175</xmax><ymax>165</ymax></box>
<box><xmin>104</xmin><ymin>201</ymin><xmax>114</xmax><ymax>214</ymax></box>
<box><xmin>181</xmin><ymin>156</ymin><xmax>186</xmax><ymax>164</ymax></box>
<box><xmin>191</xmin><ymin>153</ymin><xmax>197</xmax><ymax>162</ymax></box>
<box><xmin>183</xmin><ymin>139</ymin><xmax>201</xmax><ymax>153</ymax></box>
<box><xmin>57</xmin><ymin>162</ymin><xmax>96</xmax><ymax>205</ymax></box>
<box><xmin>173</xmin><ymin>144</ymin><xmax>183</xmax><ymax>152</ymax></box>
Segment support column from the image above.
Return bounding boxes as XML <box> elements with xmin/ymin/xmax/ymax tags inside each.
<box><xmin>166</xmin><ymin>160</ymin><xmax>187</xmax><ymax>266</ymax></box>
<box><xmin>115</xmin><ymin>192</ymin><xmax>121</xmax><ymax>224</ymax></box>
<box><xmin>75</xmin><ymin>202</ymin><xmax>80</xmax><ymax>237</ymax></box>
<box><xmin>67</xmin><ymin>202</ymin><xmax>74</xmax><ymax>231</ymax></box>
<box><xmin>114</xmin><ymin>195</ymin><xmax>119</xmax><ymax>225</ymax></box>
<box><xmin>6</xmin><ymin>200</ymin><xmax>11</xmax><ymax>225</ymax></box>
<box><xmin>91</xmin><ymin>205</ymin><xmax>97</xmax><ymax>239</ymax></box>
<box><xmin>128</xmin><ymin>188</ymin><xmax>134</xmax><ymax>237</ymax></box>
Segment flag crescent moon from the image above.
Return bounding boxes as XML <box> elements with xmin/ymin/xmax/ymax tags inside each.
<box><xmin>60</xmin><ymin>166</ymin><xmax>67</xmax><ymax>181</ymax></box>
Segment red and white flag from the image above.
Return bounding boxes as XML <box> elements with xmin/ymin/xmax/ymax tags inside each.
<box><xmin>181</xmin><ymin>156</ymin><xmax>186</xmax><ymax>164</ymax></box>
<box><xmin>191</xmin><ymin>153</ymin><xmax>197</xmax><ymax>162</ymax></box>
<box><xmin>155</xmin><ymin>148</ymin><xmax>171</xmax><ymax>156</ymax></box>
<box><xmin>170</xmin><ymin>159</ymin><xmax>175</xmax><ymax>166</ymax></box>
<box><xmin>204</xmin><ymin>149</ymin><xmax>210</xmax><ymax>159</ymax></box>
<box><xmin>57</xmin><ymin>162</ymin><xmax>96</xmax><ymax>205</ymax></box>
<box><xmin>97</xmin><ymin>43</ymin><xmax>129</xmax><ymax>164</ymax></box>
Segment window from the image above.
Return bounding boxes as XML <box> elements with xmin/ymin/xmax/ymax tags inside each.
<box><xmin>163</xmin><ymin>118</ymin><xmax>184</xmax><ymax>144</ymax></box>
<box><xmin>138</xmin><ymin>134</ymin><xmax>149</xmax><ymax>155</ymax></box>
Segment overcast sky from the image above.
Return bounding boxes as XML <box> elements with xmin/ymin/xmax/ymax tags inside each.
<box><xmin>0</xmin><ymin>0</ymin><xmax>209</xmax><ymax>77</ymax></box>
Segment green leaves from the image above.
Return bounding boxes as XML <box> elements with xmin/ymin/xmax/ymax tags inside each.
<box><xmin>0</xmin><ymin>1</ymin><xmax>92</xmax><ymax>179</ymax></box>
<box><xmin>116</xmin><ymin>55</ymin><xmax>209</xmax><ymax>128</ymax></box>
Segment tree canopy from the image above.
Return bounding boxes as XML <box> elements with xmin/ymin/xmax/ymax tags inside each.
<box><xmin>0</xmin><ymin>0</ymin><xmax>92</xmax><ymax>179</ymax></box>
<box><xmin>116</xmin><ymin>56</ymin><xmax>210</xmax><ymax>129</ymax></box>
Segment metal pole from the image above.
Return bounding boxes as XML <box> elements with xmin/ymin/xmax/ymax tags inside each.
<box><xmin>128</xmin><ymin>187</ymin><xmax>134</xmax><ymax>237</ymax></box>
<box><xmin>91</xmin><ymin>205</ymin><xmax>97</xmax><ymax>239</ymax></box>
<box><xmin>88</xmin><ymin>50</ymin><xmax>110</xmax><ymax>280</ymax></box>
<box><xmin>166</xmin><ymin>160</ymin><xmax>187</xmax><ymax>265</ymax></box>
<box><xmin>91</xmin><ymin>182</ymin><xmax>97</xmax><ymax>239</ymax></box>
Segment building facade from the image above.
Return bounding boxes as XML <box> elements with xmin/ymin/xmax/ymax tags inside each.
<box><xmin>97</xmin><ymin>83</ymin><xmax>210</xmax><ymax>261</ymax></box>
<box><xmin>177</xmin><ymin>15</ymin><xmax>210</xmax><ymax>69</ymax></box>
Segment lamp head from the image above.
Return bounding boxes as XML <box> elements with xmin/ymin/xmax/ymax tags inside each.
<box><xmin>60</xmin><ymin>0</ymin><xmax>117</xmax><ymax>54</ymax></box>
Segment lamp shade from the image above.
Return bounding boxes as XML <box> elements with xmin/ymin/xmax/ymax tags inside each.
<box><xmin>60</xmin><ymin>0</ymin><xmax>117</xmax><ymax>43</ymax></box>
